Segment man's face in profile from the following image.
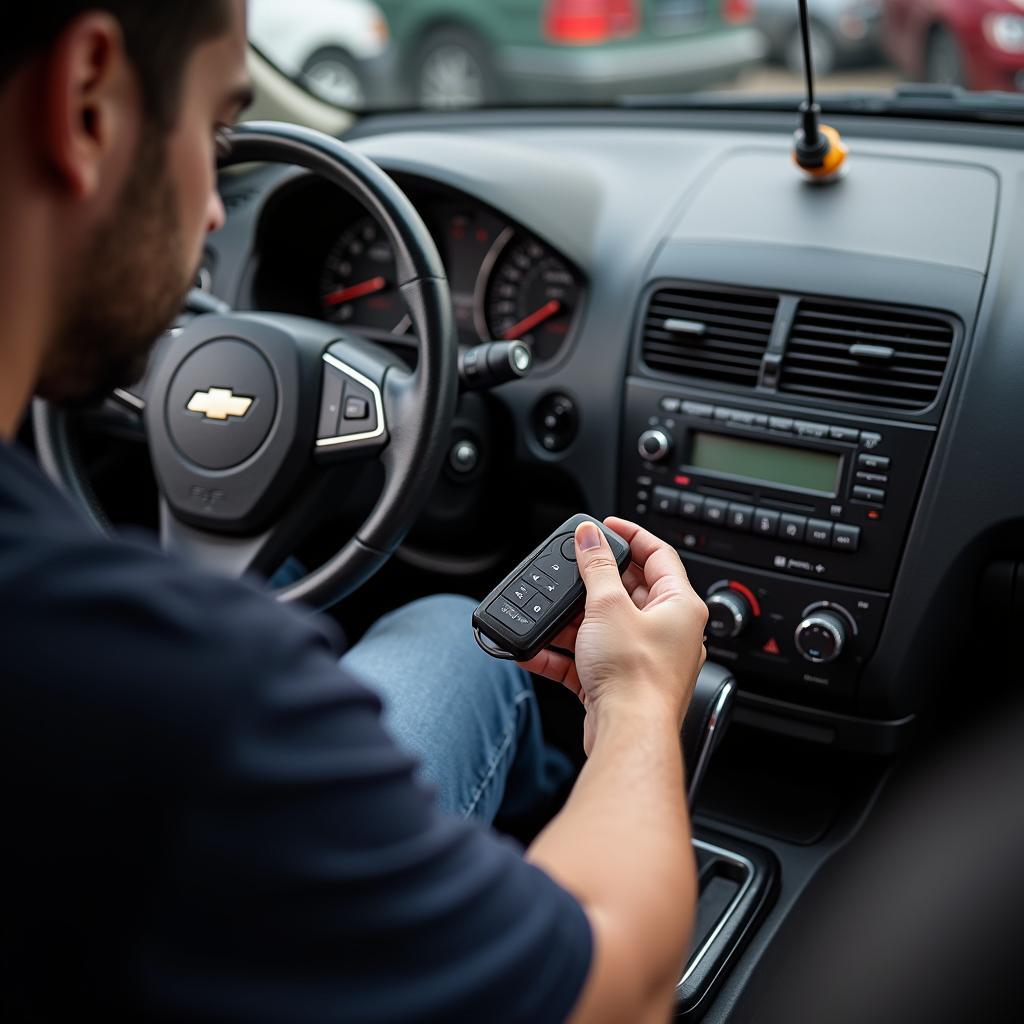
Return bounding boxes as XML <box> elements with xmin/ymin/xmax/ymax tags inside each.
<box><xmin>37</xmin><ymin>0</ymin><xmax>251</xmax><ymax>406</ymax></box>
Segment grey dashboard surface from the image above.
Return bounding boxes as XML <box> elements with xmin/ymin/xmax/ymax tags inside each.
<box><xmin>222</xmin><ymin>116</ymin><xmax>1024</xmax><ymax>725</ymax></box>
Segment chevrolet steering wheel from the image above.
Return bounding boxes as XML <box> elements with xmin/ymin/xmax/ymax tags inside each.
<box><xmin>33</xmin><ymin>121</ymin><xmax>458</xmax><ymax>609</ymax></box>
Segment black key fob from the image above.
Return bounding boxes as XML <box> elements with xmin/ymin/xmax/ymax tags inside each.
<box><xmin>472</xmin><ymin>514</ymin><xmax>631</xmax><ymax>662</ymax></box>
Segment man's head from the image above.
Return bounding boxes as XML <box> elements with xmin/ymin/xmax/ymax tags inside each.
<box><xmin>0</xmin><ymin>1</ymin><xmax>251</xmax><ymax>407</ymax></box>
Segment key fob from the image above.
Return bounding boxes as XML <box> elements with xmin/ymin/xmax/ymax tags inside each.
<box><xmin>472</xmin><ymin>514</ymin><xmax>631</xmax><ymax>662</ymax></box>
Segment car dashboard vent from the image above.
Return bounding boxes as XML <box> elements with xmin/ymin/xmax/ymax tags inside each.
<box><xmin>779</xmin><ymin>299</ymin><xmax>955</xmax><ymax>412</ymax></box>
<box><xmin>641</xmin><ymin>284</ymin><xmax>779</xmax><ymax>388</ymax></box>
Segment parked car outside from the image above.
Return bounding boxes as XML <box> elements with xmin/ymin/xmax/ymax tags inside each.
<box><xmin>884</xmin><ymin>0</ymin><xmax>1024</xmax><ymax>89</ymax></box>
<box><xmin>756</xmin><ymin>0</ymin><xmax>884</xmax><ymax>74</ymax></box>
<box><xmin>249</xmin><ymin>0</ymin><xmax>395</xmax><ymax>110</ymax></box>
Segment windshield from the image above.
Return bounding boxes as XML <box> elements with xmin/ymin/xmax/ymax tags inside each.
<box><xmin>248</xmin><ymin>0</ymin><xmax>1024</xmax><ymax>114</ymax></box>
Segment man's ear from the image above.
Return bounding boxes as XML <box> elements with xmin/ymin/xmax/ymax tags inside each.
<box><xmin>40</xmin><ymin>12</ymin><xmax>135</xmax><ymax>200</ymax></box>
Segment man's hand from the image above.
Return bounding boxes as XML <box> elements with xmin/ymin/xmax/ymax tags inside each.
<box><xmin>520</xmin><ymin>517</ymin><xmax>708</xmax><ymax>755</ymax></box>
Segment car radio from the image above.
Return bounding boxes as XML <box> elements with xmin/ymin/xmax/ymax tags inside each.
<box><xmin>620</xmin><ymin>378</ymin><xmax>937</xmax><ymax>704</ymax></box>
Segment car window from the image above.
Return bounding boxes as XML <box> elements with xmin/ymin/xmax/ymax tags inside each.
<box><xmin>247</xmin><ymin>0</ymin><xmax>1024</xmax><ymax>116</ymax></box>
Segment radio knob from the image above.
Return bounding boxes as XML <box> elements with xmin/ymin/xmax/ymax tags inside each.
<box><xmin>794</xmin><ymin>611</ymin><xmax>847</xmax><ymax>664</ymax></box>
<box><xmin>638</xmin><ymin>428</ymin><xmax>672</xmax><ymax>463</ymax></box>
<box><xmin>706</xmin><ymin>590</ymin><xmax>751</xmax><ymax>640</ymax></box>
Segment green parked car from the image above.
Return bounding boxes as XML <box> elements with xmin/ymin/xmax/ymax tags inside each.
<box><xmin>372</xmin><ymin>0</ymin><xmax>765</xmax><ymax>108</ymax></box>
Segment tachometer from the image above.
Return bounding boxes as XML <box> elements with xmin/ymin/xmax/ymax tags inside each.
<box><xmin>319</xmin><ymin>216</ymin><xmax>404</xmax><ymax>331</ymax></box>
<box><xmin>476</xmin><ymin>229</ymin><xmax>581</xmax><ymax>362</ymax></box>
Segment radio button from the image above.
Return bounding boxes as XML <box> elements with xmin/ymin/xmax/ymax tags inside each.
<box><xmin>753</xmin><ymin>508</ymin><xmax>780</xmax><ymax>536</ymax></box>
<box><xmin>681</xmin><ymin>401</ymin><xmax>714</xmax><ymax>418</ymax></box>
<box><xmin>853</xmin><ymin>485</ymin><xmax>886</xmax><ymax>504</ymax></box>
<box><xmin>857</xmin><ymin>453</ymin><xmax>891</xmax><ymax>471</ymax></box>
<box><xmin>659</xmin><ymin>397</ymin><xmax>681</xmax><ymax>413</ymax></box>
<box><xmin>727</xmin><ymin>503</ymin><xmax>754</xmax><ymax>531</ymax></box>
<box><xmin>704</xmin><ymin>498</ymin><xmax>729</xmax><ymax>525</ymax></box>
<box><xmin>713</xmin><ymin>407</ymin><xmax>734</xmax><ymax>422</ymax></box>
<box><xmin>752</xmin><ymin>414</ymin><xmax>769</xmax><ymax>428</ymax></box>
<box><xmin>806</xmin><ymin>519</ymin><xmax>833</xmax><ymax>547</ymax></box>
<box><xmin>856</xmin><ymin>471</ymin><xmax>889</xmax><ymax>485</ymax></box>
<box><xmin>653</xmin><ymin>487</ymin><xmax>679</xmax><ymax>516</ymax></box>
<box><xmin>829</xmin><ymin>425</ymin><xmax>859</xmax><ymax>443</ymax></box>
<box><xmin>769</xmin><ymin>416</ymin><xmax>794</xmax><ymax>432</ymax></box>
<box><xmin>795</xmin><ymin>421</ymin><xmax>829</xmax><ymax>439</ymax></box>
<box><xmin>859</xmin><ymin>431</ymin><xmax>883</xmax><ymax>450</ymax></box>
<box><xmin>679</xmin><ymin>492</ymin><xmax>705</xmax><ymax>520</ymax></box>
<box><xmin>731</xmin><ymin>410</ymin><xmax>755</xmax><ymax>426</ymax></box>
<box><xmin>832</xmin><ymin>524</ymin><xmax>861</xmax><ymax>552</ymax></box>
<box><xmin>780</xmin><ymin>514</ymin><xmax>807</xmax><ymax>541</ymax></box>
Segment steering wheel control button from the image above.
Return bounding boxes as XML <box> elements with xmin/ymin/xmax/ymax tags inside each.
<box><xmin>486</xmin><ymin>599</ymin><xmax>535</xmax><ymax>637</ymax></box>
<box><xmin>753</xmin><ymin>508</ymin><xmax>780</xmax><ymax>536</ymax></box>
<box><xmin>806</xmin><ymin>520</ymin><xmax>834</xmax><ymax>547</ymax></box>
<box><xmin>344</xmin><ymin>396</ymin><xmax>369</xmax><ymax>420</ymax></box>
<box><xmin>504</xmin><ymin>580</ymin><xmax>537</xmax><ymax>609</ymax></box>
<box><xmin>832</xmin><ymin>524</ymin><xmax>861</xmax><ymax>551</ymax></box>
<box><xmin>780</xmin><ymin>514</ymin><xmax>807</xmax><ymax>542</ymax></box>
<box><xmin>168</xmin><ymin>339</ymin><xmax>277</xmax><ymax>471</ymax></box>
<box><xmin>318</xmin><ymin>364</ymin><xmax>346</xmax><ymax>439</ymax></box>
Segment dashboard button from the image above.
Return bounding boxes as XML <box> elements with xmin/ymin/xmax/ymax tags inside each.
<box><xmin>730</xmin><ymin>410</ymin><xmax>755</xmax><ymax>426</ymax></box>
<box><xmin>853</xmin><ymin>486</ymin><xmax>886</xmax><ymax>503</ymax></box>
<box><xmin>679</xmin><ymin>492</ymin><xmax>705</xmax><ymax>520</ymax></box>
<box><xmin>681</xmin><ymin>401</ymin><xmax>713</xmax><ymax>418</ymax></box>
<box><xmin>806</xmin><ymin>519</ymin><xmax>833</xmax><ymax>547</ymax></box>
<box><xmin>726</xmin><ymin>503</ymin><xmax>754</xmax><ymax>531</ymax></box>
<box><xmin>703</xmin><ymin>498</ymin><xmax>729</xmax><ymax>525</ymax></box>
<box><xmin>795</xmin><ymin>421</ymin><xmax>829</xmax><ymax>439</ymax></box>
<box><xmin>768</xmin><ymin>416</ymin><xmax>794</xmax><ymax>432</ymax></box>
<box><xmin>752</xmin><ymin>414</ymin><xmax>769</xmax><ymax>428</ymax></box>
<box><xmin>653</xmin><ymin>487</ymin><xmax>679</xmax><ymax>516</ymax></box>
<box><xmin>780</xmin><ymin>514</ymin><xmax>807</xmax><ymax>541</ymax></box>
<box><xmin>832</xmin><ymin>524</ymin><xmax>861</xmax><ymax>551</ymax></box>
<box><xmin>713</xmin><ymin>407</ymin><xmax>734</xmax><ymax>422</ymax></box>
<box><xmin>856</xmin><ymin>471</ymin><xmax>889</xmax><ymax>485</ymax></box>
<box><xmin>828</xmin><ymin>425</ymin><xmax>859</xmax><ymax>443</ymax></box>
<box><xmin>860</xmin><ymin>432</ymin><xmax>883</xmax><ymax>450</ymax></box>
<box><xmin>659</xmin><ymin>397</ymin><xmax>681</xmax><ymax>413</ymax></box>
<box><xmin>753</xmin><ymin>508</ymin><xmax>780</xmax><ymax>536</ymax></box>
<box><xmin>858</xmin><ymin>453</ymin><xmax>891</xmax><ymax>471</ymax></box>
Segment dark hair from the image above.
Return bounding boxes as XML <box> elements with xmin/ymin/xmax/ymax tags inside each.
<box><xmin>0</xmin><ymin>2</ymin><xmax>231</xmax><ymax>127</ymax></box>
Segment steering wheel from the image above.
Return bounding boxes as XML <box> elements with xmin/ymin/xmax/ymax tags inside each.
<box><xmin>32</xmin><ymin>121</ymin><xmax>458</xmax><ymax>610</ymax></box>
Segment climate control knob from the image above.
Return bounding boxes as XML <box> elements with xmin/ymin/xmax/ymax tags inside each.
<box><xmin>794</xmin><ymin>611</ymin><xmax>847</xmax><ymax>664</ymax></box>
<box><xmin>637</xmin><ymin>428</ymin><xmax>672</xmax><ymax>463</ymax></box>
<box><xmin>706</xmin><ymin>590</ymin><xmax>751</xmax><ymax>640</ymax></box>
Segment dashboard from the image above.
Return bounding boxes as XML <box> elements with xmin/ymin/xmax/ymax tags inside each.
<box><xmin>209</xmin><ymin>108</ymin><xmax>1024</xmax><ymax>760</ymax></box>
<box><xmin>245</xmin><ymin>175</ymin><xmax>585</xmax><ymax>363</ymax></box>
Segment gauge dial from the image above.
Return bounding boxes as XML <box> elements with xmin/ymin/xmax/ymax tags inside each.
<box><xmin>320</xmin><ymin>216</ymin><xmax>403</xmax><ymax>330</ymax></box>
<box><xmin>477</xmin><ymin>230</ymin><xmax>581</xmax><ymax>362</ymax></box>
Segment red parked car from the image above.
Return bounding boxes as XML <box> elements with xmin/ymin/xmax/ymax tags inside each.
<box><xmin>884</xmin><ymin>0</ymin><xmax>1024</xmax><ymax>90</ymax></box>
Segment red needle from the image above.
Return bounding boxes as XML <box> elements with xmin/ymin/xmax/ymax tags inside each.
<box><xmin>323</xmin><ymin>276</ymin><xmax>387</xmax><ymax>307</ymax></box>
<box><xmin>502</xmin><ymin>299</ymin><xmax>562</xmax><ymax>340</ymax></box>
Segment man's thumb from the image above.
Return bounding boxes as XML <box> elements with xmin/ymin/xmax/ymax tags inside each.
<box><xmin>575</xmin><ymin>522</ymin><xmax>625</xmax><ymax>608</ymax></box>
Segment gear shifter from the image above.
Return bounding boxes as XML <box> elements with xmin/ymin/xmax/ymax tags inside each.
<box><xmin>683</xmin><ymin>663</ymin><xmax>736</xmax><ymax>808</ymax></box>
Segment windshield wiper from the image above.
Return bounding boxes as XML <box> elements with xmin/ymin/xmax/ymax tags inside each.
<box><xmin>622</xmin><ymin>85</ymin><xmax>1024</xmax><ymax>125</ymax></box>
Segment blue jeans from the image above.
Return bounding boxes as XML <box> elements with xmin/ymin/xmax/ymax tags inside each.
<box><xmin>339</xmin><ymin>594</ymin><xmax>573</xmax><ymax>824</ymax></box>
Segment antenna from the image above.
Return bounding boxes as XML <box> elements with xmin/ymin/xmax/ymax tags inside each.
<box><xmin>792</xmin><ymin>0</ymin><xmax>848</xmax><ymax>183</ymax></box>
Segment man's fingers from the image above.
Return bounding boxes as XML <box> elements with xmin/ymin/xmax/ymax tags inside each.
<box><xmin>518</xmin><ymin>649</ymin><xmax>582</xmax><ymax>698</ymax></box>
<box><xmin>604</xmin><ymin>516</ymin><xmax>690</xmax><ymax>593</ymax></box>
<box><xmin>575</xmin><ymin>522</ymin><xmax>628</xmax><ymax>614</ymax></box>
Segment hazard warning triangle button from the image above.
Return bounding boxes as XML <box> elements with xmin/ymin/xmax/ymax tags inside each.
<box><xmin>762</xmin><ymin>637</ymin><xmax>781</xmax><ymax>656</ymax></box>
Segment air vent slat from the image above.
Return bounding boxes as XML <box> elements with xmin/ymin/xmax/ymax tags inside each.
<box><xmin>641</xmin><ymin>284</ymin><xmax>778</xmax><ymax>387</ymax></box>
<box><xmin>779</xmin><ymin>299</ymin><xmax>954</xmax><ymax>412</ymax></box>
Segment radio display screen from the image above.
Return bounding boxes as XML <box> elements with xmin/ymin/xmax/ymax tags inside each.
<box><xmin>689</xmin><ymin>432</ymin><xmax>841</xmax><ymax>495</ymax></box>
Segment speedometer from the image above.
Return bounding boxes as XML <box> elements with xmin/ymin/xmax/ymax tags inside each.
<box><xmin>319</xmin><ymin>216</ymin><xmax>404</xmax><ymax>331</ymax></box>
<box><xmin>476</xmin><ymin>229</ymin><xmax>581</xmax><ymax>363</ymax></box>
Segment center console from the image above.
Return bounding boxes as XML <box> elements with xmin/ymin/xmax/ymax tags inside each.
<box><xmin>620</xmin><ymin>378</ymin><xmax>937</xmax><ymax>709</ymax></box>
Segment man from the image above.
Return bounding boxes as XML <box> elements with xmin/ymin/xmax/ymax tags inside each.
<box><xmin>0</xmin><ymin>2</ymin><xmax>709</xmax><ymax>1021</ymax></box>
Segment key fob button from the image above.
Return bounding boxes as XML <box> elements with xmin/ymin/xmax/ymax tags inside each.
<box><xmin>534</xmin><ymin>552</ymin><xmax>577</xmax><ymax>584</ymax></box>
<box><xmin>525</xmin><ymin>567</ymin><xmax>562</xmax><ymax>600</ymax></box>
<box><xmin>504</xmin><ymin>581</ymin><xmax>537</xmax><ymax>609</ymax></box>
<box><xmin>527</xmin><ymin>592</ymin><xmax>553</xmax><ymax>620</ymax></box>
<box><xmin>486</xmin><ymin>598</ymin><xmax>535</xmax><ymax>636</ymax></box>
<box><xmin>559</xmin><ymin>537</ymin><xmax>578</xmax><ymax>562</ymax></box>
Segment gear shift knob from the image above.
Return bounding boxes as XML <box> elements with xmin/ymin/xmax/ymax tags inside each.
<box><xmin>683</xmin><ymin>662</ymin><xmax>736</xmax><ymax>808</ymax></box>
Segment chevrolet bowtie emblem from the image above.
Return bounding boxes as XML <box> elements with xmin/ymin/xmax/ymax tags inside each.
<box><xmin>187</xmin><ymin>387</ymin><xmax>254</xmax><ymax>421</ymax></box>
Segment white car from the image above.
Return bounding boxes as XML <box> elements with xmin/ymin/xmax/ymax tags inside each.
<box><xmin>249</xmin><ymin>0</ymin><xmax>392</xmax><ymax>110</ymax></box>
